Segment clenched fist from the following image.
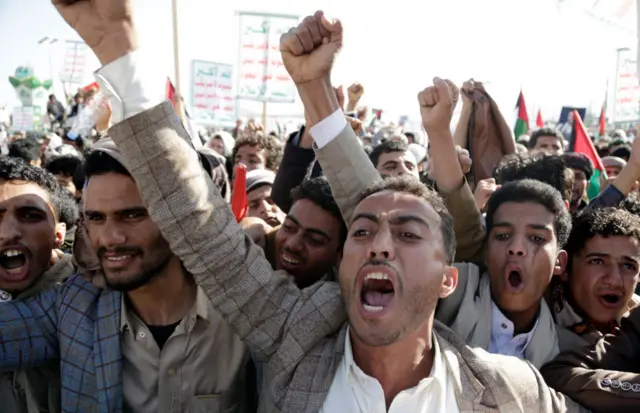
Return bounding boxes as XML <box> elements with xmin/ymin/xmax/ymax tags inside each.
<box><xmin>474</xmin><ymin>178</ymin><xmax>500</xmax><ymax>211</ymax></box>
<box><xmin>418</xmin><ymin>78</ymin><xmax>459</xmax><ymax>134</ymax></box>
<box><xmin>52</xmin><ymin>0</ymin><xmax>137</xmax><ymax>65</ymax></box>
<box><xmin>348</xmin><ymin>83</ymin><xmax>364</xmax><ymax>100</ymax></box>
<box><xmin>280</xmin><ymin>11</ymin><xmax>342</xmax><ymax>84</ymax></box>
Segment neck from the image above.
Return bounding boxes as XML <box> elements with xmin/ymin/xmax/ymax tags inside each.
<box><xmin>499</xmin><ymin>302</ymin><xmax>540</xmax><ymax>335</ymax></box>
<box><xmin>126</xmin><ymin>258</ymin><xmax>197</xmax><ymax>326</ymax></box>
<box><xmin>350</xmin><ymin>319</ymin><xmax>435</xmax><ymax>409</ymax></box>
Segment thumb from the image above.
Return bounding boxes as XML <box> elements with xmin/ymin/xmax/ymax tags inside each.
<box><xmin>319</xmin><ymin>13</ymin><xmax>343</xmax><ymax>41</ymax></box>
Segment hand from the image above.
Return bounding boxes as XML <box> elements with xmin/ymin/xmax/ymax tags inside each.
<box><xmin>628</xmin><ymin>136</ymin><xmax>640</xmax><ymax>171</ymax></box>
<box><xmin>50</xmin><ymin>249</ymin><xmax>65</xmax><ymax>266</ymax></box>
<box><xmin>240</xmin><ymin>217</ymin><xmax>273</xmax><ymax>250</ymax></box>
<box><xmin>346</xmin><ymin>116</ymin><xmax>364</xmax><ymax>135</ymax></box>
<box><xmin>95</xmin><ymin>97</ymin><xmax>112</xmax><ymax>132</ymax></box>
<box><xmin>456</xmin><ymin>145</ymin><xmax>472</xmax><ymax>174</ymax></box>
<box><xmin>334</xmin><ymin>85</ymin><xmax>345</xmax><ymax>111</ymax></box>
<box><xmin>461</xmin><ymin>79</ymin><xmax>475</xmax><ymax>105</ymax></box>
<box><xmin>474</xmin><ymin>178</ymin><xmax>500</xmax><ymax>211</ymax></box>
<box><xmin>280</xmin><ymin>11</ymin><xmax>342</xmax><ymax>84</ymax></box>
<box><xmin>347</xmin><ymin>83</ymin><xmax>364</xmax><ymax>101</ymax></box>
<box><xmin>418</xmin><ymin>77</ymin><xmax>459</xmax><ymax>134</ymax></box>
<box><xmin>52</xmin><ymin>0</ymin><xmax>138</xmax><ymax>65</ymax></box>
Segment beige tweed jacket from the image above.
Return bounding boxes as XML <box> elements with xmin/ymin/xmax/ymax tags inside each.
<box><xmin>109</xmin><ymin>101</ymin><xmax>588</xmax><ymax>413</ymax></box>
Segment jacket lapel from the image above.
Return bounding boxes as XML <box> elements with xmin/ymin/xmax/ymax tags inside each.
<box><xmin>93</xmin><ymin>290</ymin><xmax>124</xmax><ymax>413</ymax></box>
<box><xmin>437</xmin><ymin>328</ymin><xmax>501</xmax><ymax>412</ymax></box>
<box><xmin>524</xmin><ymin>301</ymin><xmax>559</xmax><ymax>368</ymax></box>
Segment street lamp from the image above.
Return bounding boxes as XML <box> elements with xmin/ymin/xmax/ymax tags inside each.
<box><xmin>37</xmin><ymin>37</ymin><xmax>59</xmax><ymax>97</ymax></box>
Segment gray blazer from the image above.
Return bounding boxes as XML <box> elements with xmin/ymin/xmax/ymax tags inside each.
<box><xmin>109</xmin><ymin>101</ymin><xmax>588</xmax><ymax>413</ymax></box>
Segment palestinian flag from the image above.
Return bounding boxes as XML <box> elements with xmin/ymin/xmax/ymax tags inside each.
<box><xmin>568</xmin><ymin>110</ymin><xmax>607</xmax><ymax>199</ymax></box>
<box><xmin>599</xmin><ymin>106</ymin><xmax>606</xmax><ymax>137</ymax></box>
<box><xmin>514</xmin><ymin>91</ymin><xmax>529</xmax><ymax>138</ymax></box>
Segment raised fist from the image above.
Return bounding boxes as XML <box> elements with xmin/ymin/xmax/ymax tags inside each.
<box><xmin>52</xmin><ymin>0</ymin><xmax>137</xmax><ymax>65</ymax></box>
<box><xmin>461</xmin><ymin>79</ymin><xmax>475</xmax><ymax>104</ymax></box>
<box><xmin>474</xmin><ymin>178</ymin><xmax>500</xmax><ymax>211</ymax></box>
<box><xmin>280</xmin><ymin>11</ymin><xmax>342</xmax><ymax>84</ymax></box>
<box><xmin>347</xmin><ymin>83</ymin><xmax>365</xmax><ymax>100</ymax></box>
<box><xmin>418</xmin><ymin>78</ymin><xmax>459</xmax><ymax>134</ymax></box>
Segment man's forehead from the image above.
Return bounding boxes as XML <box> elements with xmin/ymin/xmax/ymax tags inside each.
<box><xmin>493</xmin><ymin>201</ymin><xmax>555</xmax><ymax>224</ymax></box>
<box><xmin>84</xmin><ymin>174</ymin><xmax>143</xmax><ymax>209</ymax></box>
<box><xmin>0</xmin><ymin>180</ymin><xmax>51</xmax><ymax>203</ymax></box>
<box><xmin>354</xmin><ymin>190</ymin><xmax>440</xmax><ymax>221</ymax></box>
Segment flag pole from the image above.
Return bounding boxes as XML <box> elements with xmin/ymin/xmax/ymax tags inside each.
<box><xmin>171</xmin><ymin>0</ymin><xmax>184</xmax><ymax>121</ymax></box>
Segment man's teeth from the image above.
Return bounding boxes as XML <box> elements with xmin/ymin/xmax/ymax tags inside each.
<box><xmin>282</xmin><ymin>255</ymin><xmax>300</xmax><ymax>265</ymax></box>
<box><xmin>363</xmin><ymin>303</ymin><xmax>384</xmax><ymax>312</ymax></box>
<box><xmin>107</xmin><ymin>255</ymin><xmax>131</xmax><ymax>261</ymax></box>
<box><xmin>364</xmin><ymin>273</ymin><xmax>390</xmax><ymax>281</ymax></box>
<box><xmin>2</xmin><ymin>249</ymin><xmax>23</xmax><ymax>258</ymax></box>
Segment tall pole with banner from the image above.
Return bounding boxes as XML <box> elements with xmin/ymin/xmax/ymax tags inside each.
<box><xmin>236</xmin><ymin>11</ymin><xmax>299</xmax><ymax>130</ymax></box>
<box><xmin>172</xmin><ymin>0</ymin><xmax>183</xmax><ymax>120</ymax></box>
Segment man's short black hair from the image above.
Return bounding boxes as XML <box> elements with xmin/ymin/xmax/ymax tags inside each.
<box><xmin>84</xmin><ymin>150</ymin><xmax>131</xmax><ymax>179</ymax></box>
<box><xmin>0</xmin><ymin>156</ymin><xmax>63</xmax><ymax>221</ymax></box>
<box><xmin>565</xmin><ymin>207</ymin><xmax>640</xmax><ymax>272</ymax></box>
<box><xmin>291</xmin><ymin>177</ymin><xmax>347</xmax><ymax>248</ymax></box>
<box><xmin>485</xmin><ymin>179</ymin><xmax>572</xmax><ymax>248</ymax></box>
<box><xmin>58</xmin><ymin>189</ymin><xmax>79</xmax><ymax>228</ymax></box>
<box><xmin>45</xmin><ymin>155</ymin><xmax>82</xmax><ymax>178</ymax></box>
<box><xmin>8</xmin><ymin>138</ymin><xmax>41</xmax><ymax>164</ymax></box>
<box><xmin>528</xmin><ymin>128</ymin><xmax>564</xmax><ymax>150</ymax></box>
<box><xmin>357</xmin><ymin>175</ymin><xmax>456</xmax><ymax>264</ymax></box>
<box><xmin>493</xmin><ymin>153</ymin><xmax>572</xmax><ymax>202</ymax></box>
<box><xmin>562</xmin><ymin>153</ymin><xmax>593</xmax><ymax>181</ymax></box>
<box><xmin>369</xmin><ymin>140</ymin><xmax>408</xmax><ymax>168</ymax></box>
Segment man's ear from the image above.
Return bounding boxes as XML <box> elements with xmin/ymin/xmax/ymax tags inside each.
<box><xmin>555</xmin><ymin>250</ymin><xmax>568</xmax><ymax>277</ymax></box>
<box><xmin>440</xmin><ymin>266</ymin><xmax>458</xmax><ymax>299</ymax></box>
<box><xmin>54</xmin><ymin>222</ymin><xmax>66</xmax><ymax>248</ymax></box>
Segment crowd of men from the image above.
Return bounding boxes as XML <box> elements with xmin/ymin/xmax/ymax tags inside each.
<box><xmin>1</xmin><ymin>1</ymin><xmax>640</xmax><ymax>412</ymax></box>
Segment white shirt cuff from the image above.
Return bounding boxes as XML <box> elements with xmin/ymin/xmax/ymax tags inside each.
<box><xmin>309</xmin><ymin>109</ymin><xmax>347</xmax><ymax>149</ymax></box>
<box><xmin>94</xmin><ymin>51</ymin><xmax>166</xmax><ymax>124</ymax></box>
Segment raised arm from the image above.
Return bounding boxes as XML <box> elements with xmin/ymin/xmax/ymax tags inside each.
<box><xmin>0</xmin><ymin>288</ymin><xmax>59</xmax><ymax>372</ymax></box>
<box><xmin>52</xmin><ymin>0</ymin><xmax>346</xmax><ymax>363</ymax></box>
<box><xmin>420</xmin><ymin>80</ymin><xmax>485</xmax><ymax>265</ymax></box>
<box><xmin>280</xmin><ymin>13</ymin><xmax>381</xmax><ymax>225</ymax></box>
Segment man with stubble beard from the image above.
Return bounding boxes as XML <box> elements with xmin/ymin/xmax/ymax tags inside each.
<box><xmin>0</xmin><ymin>139</ymin><xmax>255</xmax><ymax>412</ymax></box>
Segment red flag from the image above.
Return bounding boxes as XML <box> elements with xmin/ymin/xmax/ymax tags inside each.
<box><xmin>166</xmin><ymin>78</ymin><xmax>178</xmax><ymax>110</ymax></box>
<box><xmin>599</xmin><ymin>106</ymin><xmax>606</xmax><ymax>137</ymax></box>
<box><xmin>536</xmin><ymin>109</ymin><xmax>544</xmax><ymax>128</ymax></box>
<box><xmin>83</xmin><ymin>82</ymin><xmax>99</xmax><ymax>92</ymax></box>
<box><xmin>231</xmin><ymin>164</ymin><xmax>248</xmax><ymax>222</ymax></box>
<box><xmin>569</xmin><ymin>110</ymin><xmax>606</xmax><ymax>199</ymax></box>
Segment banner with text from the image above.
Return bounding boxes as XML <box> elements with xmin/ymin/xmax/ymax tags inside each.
<box><xmin>60</xmin><ymin>41</ymin><xmax>88</xmax><ymax>84</ymax></box>
<box><xmin>237</xmin><ymin>12</ymin><xmax>298</xmax><ymax>103</ymax></box>
<box><xmin>191</xmin><ymin>60</ymin><xmax>236</xmax><ymax>123</ymax></box>
<box><xmin>614</xmin><ymin>48</ymin><xmax>640</xmax><ymax>123</ymax></box>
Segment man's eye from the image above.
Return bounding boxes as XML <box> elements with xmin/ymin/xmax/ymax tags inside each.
<box><xmin>352</xmin><ymin>229</ymin><xmax>370</xmax><ymax>237</ymax></box>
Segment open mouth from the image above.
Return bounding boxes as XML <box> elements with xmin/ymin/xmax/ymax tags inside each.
<box><xmin>504</xmin><ymin>266</ymin><xmax>525</xmax><ymax>293</ymax></box>
<box><xmin>360</xmin><ymin>272</ymin><xmax>395</xmax><ymax>314</ymax></box>
<box><xmin>0</xmin><ymin>248</ymin><xmax>29</xmax><ymax>281</ymax></box>
<box><xmin>101</xmin><ymin>252</ymin><xmax>137</xmax><ymax>270</ymax></box>
<box><xmin>279</xmin><ymin>251</ymin><xmax>302</xmax><ymax>269</ymax></box>
<box><xmin>598</xmin><ymin>293</ymin><xmax>622</xmax><ymax>308</ymax></box>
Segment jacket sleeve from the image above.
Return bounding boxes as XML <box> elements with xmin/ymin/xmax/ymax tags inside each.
<box><xmin>540</xmin><ymin>308</ymin><xmax>640</xmax><ymax>413</ymax></box>
<box><xmin>108</xmin><ymin>102</ymin><xmax>346</xmax><ymax>363</ymax></box>
<box><xmin>314</xmin><ymin>125</ymin><xmax>382</xmax><ymax>224</ymax></box>
<box><xmin>272</xmin><ymin>127</ymin><xmax>323</xmax><ymax>213</ymax></box>
<box><xmin>0</xmin><ymin>288</ymin><xmax>59</xmax><ymax>372</ymax></box>
<box><xmin>439</xmin><ymin>179</ymin><xmax>485</xmax><ymax>265</ymax></box>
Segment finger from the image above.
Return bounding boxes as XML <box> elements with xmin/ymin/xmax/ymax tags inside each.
<box><xmin>434</xmin><ymin>77</ymin><xmax>455</xmax><ymax>106</ymax></box>
<box><xmin>303</xmin><ymin>15</ymin><xmax>323</xmax><ymax>46</ymax></box>
<box><xmin>445</xmin><ymin>79</ymin><xmax>460</xmax><ymax>104</ymax></box>
<box><xmin>319</xmin><ymin>12</ymin><xmax>343</xmax><ymax>40</ymax></box>
<box><xmin>314</xmin><ymin>10</ymin><xmax>331</xmax><ymax>39</ymax></box>
<box><xmin>280</xmin><ymin>29</ymin><xmax>304</xmax><ymax>56</ymax></box>
<box><xmin>295</xmin><ymin>24</ymin><xmax>315</xmax><ymax>52</ymax></box>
